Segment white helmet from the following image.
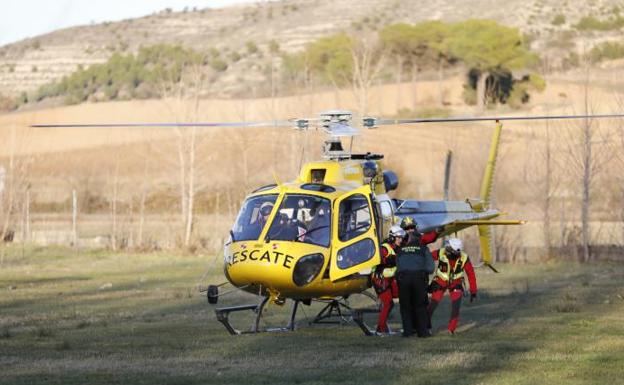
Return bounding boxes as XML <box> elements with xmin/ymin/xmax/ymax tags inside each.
<box><xmin>389</xmin><ymin>225</ymin><xmax>406</xmax><ymax>239</ymax></box>
<box><xmin>446</xmin><ymin>238</ymin><xmax>462</xmax><ymax>252</ymax></box>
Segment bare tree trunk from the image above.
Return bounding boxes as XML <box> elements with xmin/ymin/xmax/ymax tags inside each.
<box><xmin>543</xmin><ymin>121</ymin><xmax>552</xmax><ymax>257</ymax></box>
<box><xmin>437</xmin><ymin>59</ymin><xmax>444</xmax><ymax>106</ymax></box>
<box><xmin>580</xmin><ymin>74</ymin><xmax>593</xmax><ymax>263</ymax></box>
<box><xmin>477</xmin><ymin>71</ymin><xmax>489</xmax><ymax>111</ymax></box>
<box><xmin>396</xmin><ymin>57</ymin><xmax>403</xmax><ymax>112</ymax></box>
<box><xmin>184</xmin><ymin>126</ymin><xmax>197</xmax><ymax>247</ymax></box>
<box><xmin>411</xmin><ymin>65</ymin><xmax>418</xmax><ymax>112</ymax></box>
<box><xmin>23</xmin><ymin>189</ymin><xmax>30</xmax><ymax>243</ymax></box>
<box><xmin>137</xmin><ymin>156</ymin><xmax>148</xmax><ymax>249</ymax></box>
<box><xmin>176</xmin><ymin>127</ymin><xmax>188</xmax><ymax>231</ymax></box>
<box><xmin>110</xmin><ymin>162</ymin><xmax>119</xmax><ymax>250</ymax></box>
<box><xmin>72</xmin><ymin>189</ymin><xmax>77</xmax><ymax>246</ymax></box>
<box><xmin>581</xmin><ymin>115</ymin><xmax>591</xmax><ymax>262</ymax></box>
<box><xmin>1</xmin><ymin>126</ymin><xmax>16</xmax><ymax>241</ymax></box>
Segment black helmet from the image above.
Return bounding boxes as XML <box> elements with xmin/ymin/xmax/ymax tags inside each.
<box><xmin>400</xmin><ymin>216</ymin><xmax>416</xmax><ymax>230</ymax></box>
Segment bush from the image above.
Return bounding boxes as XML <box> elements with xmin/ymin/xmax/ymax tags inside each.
<box><xmin>552</xmin><ymin>14</ymin><xmax>566</xmax><ymax>26</ymax></box>
<box><xmin>30</xmin><ymin>44</ymin><xmax>206</xmax><ymax>105</ymax></box>
<box><xmin>507</xmin><ymin>83</ymin><xmax>529</xmax><ymax>109</ymax></box>
<box><xmin>575</xmin><ymin>15</ymin><xmax>624</xmax><ymax>31</ymax></box>
<box><xmin>269</xmin><ymin>40</ymin><xmax>280</xmax><ymax>54</ymax></box>
<box><xmin>587</xmin><ymin>41</ymin><xmax>624</xmax><ymax>63</ymax></box>
<box><xmin>229</xmin><ymin>51</ymin><xmax>241</xmax><ymax>63</ymax></box>
<box><xmin>246</xmin><ymin>41</ymin><xmax>258</xmax><ymax>54</ymax></box>
<box><xmin>210</xmin><ymin>58</ymin><xmax>228</xmax><ymax>72</ymax></box>
<box><xmin>528</xmin><ymin>73</ymin><xmax>546</xmax><ymax>92</ymax></box>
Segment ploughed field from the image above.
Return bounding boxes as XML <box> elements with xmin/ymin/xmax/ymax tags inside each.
<box><xmin>0</xmin><ymin>246</ymin><xmax>623</xmax><ymax>385</ymax></box>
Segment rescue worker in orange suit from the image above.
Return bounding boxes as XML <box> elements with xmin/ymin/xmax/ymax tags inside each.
<box><xmin>372</xmin><ymin>225</ymin><xmax>406</xmax><ymax>334</ymax></box>
<box><xmin>427</xmin><ymin>238</ymin><xmax>477</xmax><ymax>335</ymax></box>
<box><xmin>395</xmin><ymin>217</ymin><xmax>441</xmax><ymax>337</ymax></box>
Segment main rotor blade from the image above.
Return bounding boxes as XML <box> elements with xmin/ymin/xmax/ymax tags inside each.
<box><xmin>376</xmin><ymin>113</ymin><xmax>624</xmax><ymax>125</ymax></box>
<box><xmin>30</xmin><ymin>121</ymin><xmax>293</xmax><ymax>128</ymax></box>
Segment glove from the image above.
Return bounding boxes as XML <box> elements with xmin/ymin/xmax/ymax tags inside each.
<box><xmin>470</xmin><ymin>293</ymin><xmax>477</xmax><ymax>302</ymax></box>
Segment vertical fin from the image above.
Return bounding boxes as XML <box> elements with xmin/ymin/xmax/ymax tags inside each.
<box><xmin>477</xmin><ymin>121</ymin><xmax>503</xmax><ymax>271</ymax></box>
<box><xmin>479</xmin><ymin>120</ymin><xmax>503</xmax><ymax>207</ymax></box>
<box><xmin>443</xmin><ymin>150</ymin><xmax>453</xmax><ymax>201</ymax></box>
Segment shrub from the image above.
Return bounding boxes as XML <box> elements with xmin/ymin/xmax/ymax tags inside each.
<box><xmin>229</xmin><ymin>51</ymin><xmax>241</xmax><ymax>63</ymax></box>
<box><xmin>552</xmin><ymin>14</ymin><xmax>566</xmax><ymax>26</ymax></box>
<box><xmin>246</xmin><ymin>41</ymin><xmax>259</xmax><ymax>54</ymax></box>
<box><xmin>210</xmin><ymin>58</ymin><xmax>228</xmax><ymax>72</ymax></box>
<box><xmin>269</xmin><ymin>40</ymin><xmax>280</xmax><ymax>54</ymax></box>
<box><xmin>575</xmin><ymin>15</ymin><xmax>624</xmax><ymax>31</ymax></box>
<box><xmin>30</xmin><ymin>44</ymin><xmax>206</xmax><ymax>105</ymax></box>
<box><xmin>587</xmin><ymin>41</ymin><xmax>624</xmax><ymax>63</ymax></box>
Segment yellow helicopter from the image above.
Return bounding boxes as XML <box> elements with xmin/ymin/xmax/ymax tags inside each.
<box><xmin>33</xmin><ymin>110</ymin><xmax>624</xmax><ymax>335</ymax></box>
<box><xmin>206</xmin><ymin>110</ymin><xmax>523</xmax><ymax>335</ymax></box>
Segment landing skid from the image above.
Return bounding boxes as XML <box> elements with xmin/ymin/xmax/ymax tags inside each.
<box><xmin>311</xmin><ymin>299</ymin><xmax>378</xmax><ymax>336</ymax></box>
<box><xmin>215</xmin><ymin>297</ymin><xmax>299</xmax><ymax>335</ymax></box>
<box><xmin>215</xmin><ymin>294</ymin><xmax>380</xmax><ymax>336</ymax></box>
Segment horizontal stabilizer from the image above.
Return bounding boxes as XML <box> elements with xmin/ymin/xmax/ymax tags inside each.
<box><xmin>393</xmin><ymin>199</ymin><xmax>500</xmax><ymax>233</ymax></box>
<box><xmin>452</xmin><ymin>219</ymin><xmax>524</xmax><ymax>226</ymax></box>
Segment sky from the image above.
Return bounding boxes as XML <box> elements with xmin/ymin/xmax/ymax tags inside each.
<box><xmin>0</xmin><ymin>0</ymin><xmax>265</xmax><ymax>46</ymax></box>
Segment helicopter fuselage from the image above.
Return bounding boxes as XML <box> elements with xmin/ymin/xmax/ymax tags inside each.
<box><xmin>223</xmin><ymin>159</ymin><xmax>392</xmax><ymax>302</ymax></box>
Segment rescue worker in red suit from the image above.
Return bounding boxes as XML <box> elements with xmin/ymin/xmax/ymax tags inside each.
<box><xmin>427</xmin><ymin>238</ymin><xmax>477</xmax><ymax>335</ymax></box>
<box><xmin>372</xmin><ymin>225</ymin><xmax>405</xmax><ymax>334</ymax></box>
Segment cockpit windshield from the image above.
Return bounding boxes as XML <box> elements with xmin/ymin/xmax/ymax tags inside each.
<box><xmin>266</xmin><ymin>194</ymin><xmax>331</xmax><ymax>247</ymax></box>
<box><xmin>231</xmin><ymin>194</ymin><xmax>278</xmax><ymax>241</ymax></box>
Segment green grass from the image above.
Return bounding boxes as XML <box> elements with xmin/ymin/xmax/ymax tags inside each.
<box><xmin>0</xmin><ymin>245</ymin><xmax>623</xmax><ymax>384</ymax></box>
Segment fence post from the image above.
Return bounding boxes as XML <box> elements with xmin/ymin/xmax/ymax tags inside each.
<box><xmin>72</xmin><ymin>189</ymin><xmax>77</xmax><ymax>246</ymax></box>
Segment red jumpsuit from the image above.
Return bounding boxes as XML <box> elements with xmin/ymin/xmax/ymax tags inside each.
<box><xmin>427</xmin><ymin>248</ymin><xmax>477</xmax><ymax>333</ymax></box>
<box><xmin>372</xmin><ymin>243</ymin><xmax>399</xmax><ymax>333</ymax></box>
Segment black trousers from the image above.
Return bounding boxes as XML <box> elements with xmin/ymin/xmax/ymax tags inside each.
<box><xmin>397</xmin><ymin>270</ymin><xmax>429</xmax><ymax>337</ymax></box>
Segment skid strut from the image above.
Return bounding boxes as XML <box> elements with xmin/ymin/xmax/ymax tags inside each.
<box><xmin>215</xmin><ymin>297</ymin><xmax>301</xmax><ymax>335</ymax></box>
<box><xmin>214</xmin><ymin>296</ymin><xmax>380</xmax><ymax>336</ymax></box>
<box><xmin>311</xmin><ymin>299</ymin><xmax>378</xmax><ymax>336</ymax></box>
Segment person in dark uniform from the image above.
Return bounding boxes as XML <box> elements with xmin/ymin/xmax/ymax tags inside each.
<box><xmin>395</xmin><ymin>217</ymin><xmax>439</xmax><ymax>337</ymax></box>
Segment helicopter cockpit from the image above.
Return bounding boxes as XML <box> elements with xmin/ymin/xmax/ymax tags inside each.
<box><xmin>231</xmin><ymin>193</ymin><xmax>332</xmax><ymax>247</ymax></box>
<box><xmin>266</xmin><ymin>194</ymin><xmax>331</xmax><ymax>247</ymax></box>
<box><xmin>231</xmin><ymin>194</ymin><xmax>278</xmax><ymax>242</ymax></box>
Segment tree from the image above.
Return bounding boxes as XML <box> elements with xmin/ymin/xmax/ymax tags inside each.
<box><xmin>380</xmin><ymin>21</ymin><xmax>451</xmax><ymax>109</ymax></box>
<box><xmin>305</xmin><ymin>33</ymin><xmax>355</xmax><ymax>88</ymax></box>
<box><xmin>349</xmin><ymin>36</ymin><xmax>385</xmax><ymax>115</ymax></box>
<box><xmin>447</xmin><ymin>20</ymin><xmax>538</xmax><ymax>110</ymax></box>
<box><xmin>304</xmin><ymin>33</ymin><xmax>384</xmax><ymax>115</ymax></box>
<box><xmin>155</xmin><ymin>59</ymin><xmax>209</xmax><ymax>249</ymax></box>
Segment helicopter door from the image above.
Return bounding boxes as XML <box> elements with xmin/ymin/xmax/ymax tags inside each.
<box><xmin>330</xmin><ymin>186</ymin><xmax>380</xmax><ymax>281</ymax></box>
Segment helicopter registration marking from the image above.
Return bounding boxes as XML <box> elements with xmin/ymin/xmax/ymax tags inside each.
<box><xmin>228</xmin><ymin>249</ymin><xmax>295</xmax><ymax>269</ymax></box>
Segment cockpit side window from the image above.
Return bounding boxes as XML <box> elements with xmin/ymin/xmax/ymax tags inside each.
<box><xmin>266</xmin><ymin>194</ymin><xmax>331</xmax><ymax>247</ymax></box>
<box><xmin>231</xmin><ymin>195</ymin><xmax>278</xmax><ymax>241</ymax></box>
<box><xmin>338</xmin><ymin>194</ymin><xmax>371</xmax><ymax>242</ymax></box>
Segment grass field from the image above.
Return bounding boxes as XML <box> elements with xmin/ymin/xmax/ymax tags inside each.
<box><xmin>0</xmin><ymin>245</ymin><xmax>623</xmax><ymax>385</ymax></box>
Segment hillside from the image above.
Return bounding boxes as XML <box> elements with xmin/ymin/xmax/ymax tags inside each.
<box><xmin>1</xmin><ymin>0</ymin><xmax>624</xmax><ymax>97</ymax></box>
